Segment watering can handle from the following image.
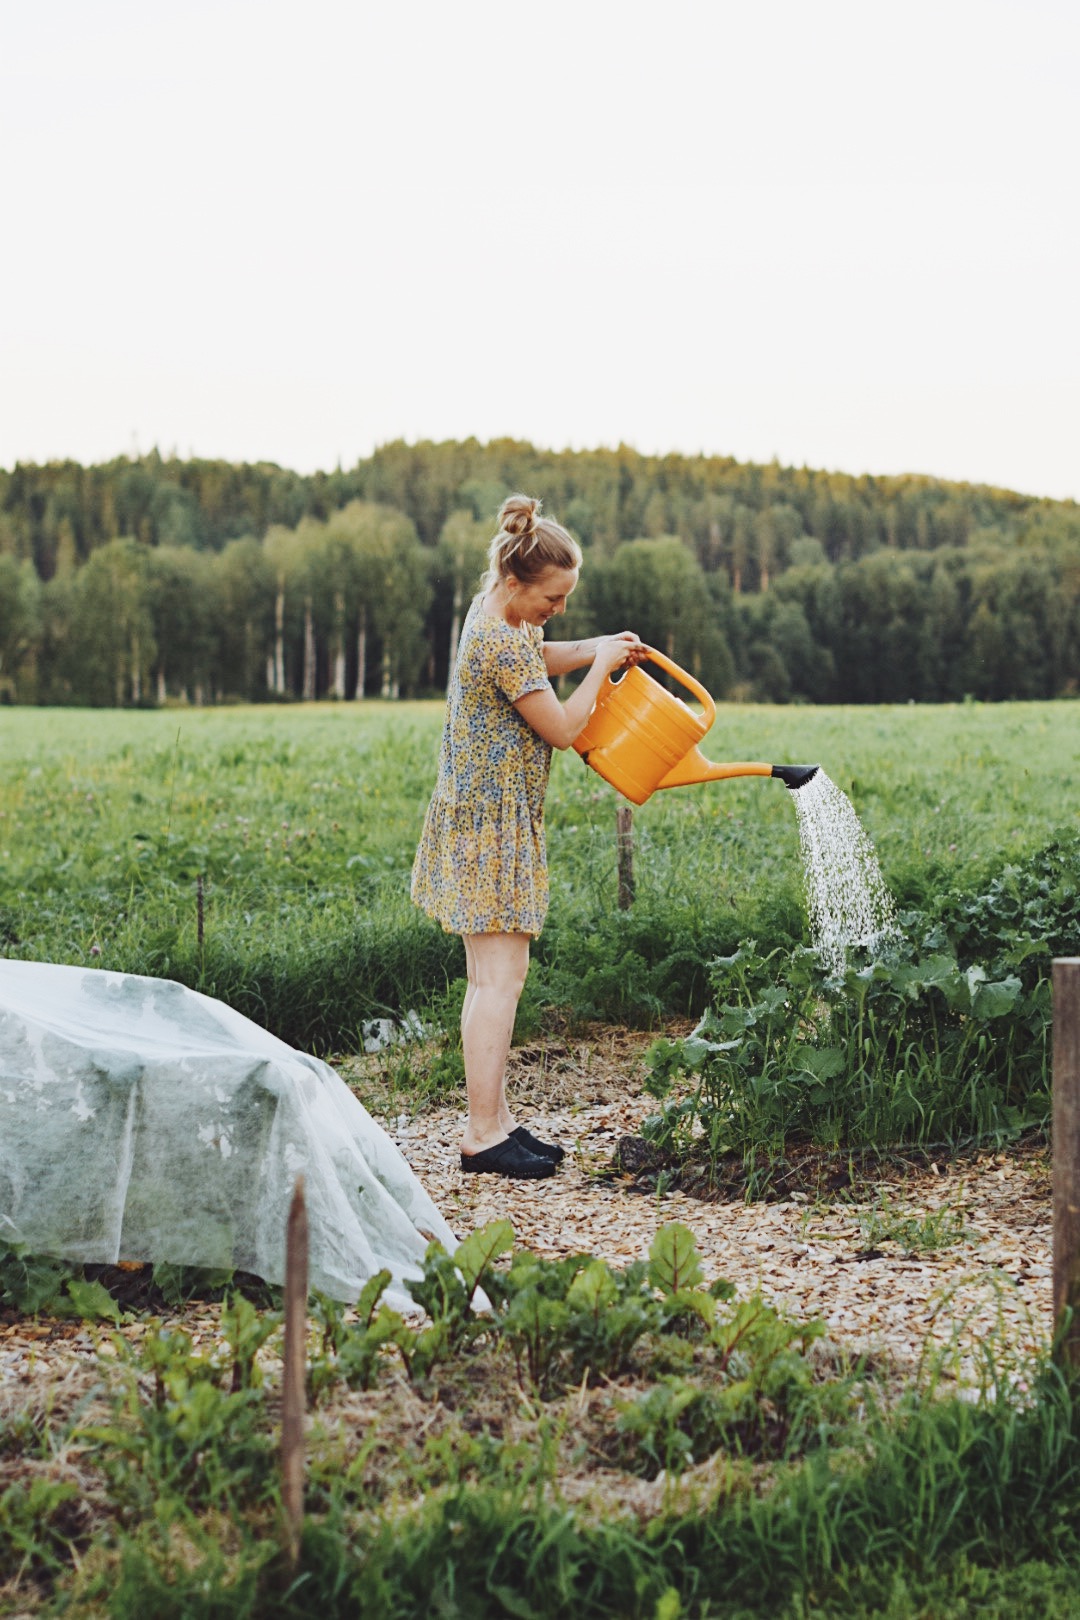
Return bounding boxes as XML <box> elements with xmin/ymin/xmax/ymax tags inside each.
<box><xmin>638</xmin><ymin>647</ymin><xmax>717</xmax><ymax>730</ymax></box>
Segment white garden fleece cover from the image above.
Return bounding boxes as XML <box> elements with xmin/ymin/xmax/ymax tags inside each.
<box><xmin>0</xmin><ymin>960</ymin><xmax>458</xmax><ymax>1303</ymax></box>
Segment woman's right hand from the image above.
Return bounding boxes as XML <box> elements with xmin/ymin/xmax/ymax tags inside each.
<box><xmin>592</xmin><ymin>632</ymin><xmax>645</xmax><ymax>677</ymax></box>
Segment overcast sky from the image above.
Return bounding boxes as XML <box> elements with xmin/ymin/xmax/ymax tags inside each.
<box><xmin>2</xmin><ymin>0</ymin><xmax>1077</xmax><ymax>500</ymax></box>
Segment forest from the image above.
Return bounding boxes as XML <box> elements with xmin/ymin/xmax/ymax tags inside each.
<box><xmin>1</xmin><ymin>439</ymin><xmax>1079</xmax><ymax>707</ymax></box>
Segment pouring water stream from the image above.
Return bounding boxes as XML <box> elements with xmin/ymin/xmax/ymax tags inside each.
<box><xmin>787</xmin><ymin>771</ymin><xmax>900</xmax><ymax>974</ymax></box>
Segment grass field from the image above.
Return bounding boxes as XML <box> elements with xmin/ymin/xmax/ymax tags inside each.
<box><xmin>2</xmin><ymin>698</ymin><xmax>1078</xmax><ymax>1049</ymax></box>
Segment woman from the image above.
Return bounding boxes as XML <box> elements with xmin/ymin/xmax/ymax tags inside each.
<box><xmin>411</xmin><ymin>494</ymin><xmax>644</xmax><ymax>1179</ymax></box>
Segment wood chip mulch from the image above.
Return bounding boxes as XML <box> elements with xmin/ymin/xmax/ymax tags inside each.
<box><xmin>384</xmin><ymin>1030</ymin><xmax>1053</xmax><ymax>1388</ymax></box>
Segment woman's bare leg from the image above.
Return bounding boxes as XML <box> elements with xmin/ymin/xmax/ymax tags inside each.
<box><xmin>460</xmin><ymin>938</ymin><xmax>477</xmax><ymax>1047</ymax></box>
<box><xmin>460</xmin><ymin>932</ymin><xmax>530</xmax><ymax>1154</ymax></box>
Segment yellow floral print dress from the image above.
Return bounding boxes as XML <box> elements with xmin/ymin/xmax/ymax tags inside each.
<box><xmin>411</xmin><ymin>597</ymin><xmax>553</xmax><ymax>936</ymax></box>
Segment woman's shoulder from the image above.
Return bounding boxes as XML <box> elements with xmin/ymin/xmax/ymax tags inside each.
<box><xmin>469</xmin><ymin>601</ymin><xmax>522</xmax><ymax>647</ymax></box>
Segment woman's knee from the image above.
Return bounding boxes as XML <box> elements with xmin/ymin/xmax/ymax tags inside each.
<box><xmin>468</xmin><ymin>934</ymin><xmax>530</xmax><ymax>999</ymax></box>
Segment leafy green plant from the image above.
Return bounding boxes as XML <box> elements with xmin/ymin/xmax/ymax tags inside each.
<box><xmin>151</xmin><ymin>1261</ymin><xmax>237</xmax><ymax>1305</ymax></box>
<box><xmin>495</xmin><ymin>1248</ymin><xmax>659</xmax><ymax>1396</ymax></box>
<box><xmin>310</xmin><ymin>1270</ymin><xmax>417</xmax><ymax>1394</ymax></box>
<box><xmin>406</xmin><ymin>1219</ymin><xmax>515</xmax><ymax>1370</ymax></box>
<box><xmin>614</xmin><ymin>1375</ymin><xmax>718</xmax><ymax>1477</ymax></box>
<box><xmin>220</xmin><ymin>1292</ymin><xmax>281</xmax><ymax>1391</ymax></box>
<box><xmin>648</xmin><ymin>1221</ymin><xmax>735</xmax><ymax>1335</ymax></box>
<box><xmin>84</xmin><ymin>1321</ymin><xmax>276</xmax><ymax>1514</ymax></box>
<box><xmin>0</xmin><ymin>1242</ymin><xmax>122</xmax><ymax>1322</ymax></box>
<box><xmin>641</xmin><ymin>831</ymin><xmax>1075</xmax><ymax>1178</ymax></box>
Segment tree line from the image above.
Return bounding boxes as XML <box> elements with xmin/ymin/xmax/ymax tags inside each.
<box><xmin>1</xmin><ymin>442</ymin><xmax>1078</xmax><ymax>706</ymax></box>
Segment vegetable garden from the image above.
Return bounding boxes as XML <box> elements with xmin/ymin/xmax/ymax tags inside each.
<box><xmin>2</xmin><ymin>698</ymin><xmax>1080</xmax><ymax>1616</ymax></box>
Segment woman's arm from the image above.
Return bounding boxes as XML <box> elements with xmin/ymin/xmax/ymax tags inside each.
<box><xmin>542</xmin><ymin>637</ymin><xmax>598</xmax><ymax>677</ymax></box>
<box><xmin>515</xmin><ymin>633</ymin><xmax>643</xmax><ymax>750</ymax></box>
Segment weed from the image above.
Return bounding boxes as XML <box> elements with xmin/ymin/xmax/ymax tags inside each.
<box><xmin>0</xmin><ymin>1475</ymin><xmax>87</xmax><ymax>1593</ymax></box>
<box><xmin>857</xmin><ymin>1193</ymin><xmax>969</xmax><ymax>1253</ymax></box>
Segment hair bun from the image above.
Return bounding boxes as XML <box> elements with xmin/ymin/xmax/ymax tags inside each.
<box><xmin>482</xmin><ymin>493</ymin><xmax>582</xmax><ymax>592</ymax></box>
<box><xmin>498</xmin><ymin>494</ymin><xmax>541</xmax><ymax>541</ymax></box>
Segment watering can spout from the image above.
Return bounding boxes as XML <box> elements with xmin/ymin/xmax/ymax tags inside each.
<box><xmin>655</xmin><ymin>752</ymin><xmax>820</xmax><ymax>793</ymax></box>
<box><xmin>770</xmin><ymin>764</ymin><xmax>820</xmax><ymax>792</ymax></box>
<box><xmin>655</xmin><ymin>748</ymin><xmax>773</xmax><ymax>791</ymax></box>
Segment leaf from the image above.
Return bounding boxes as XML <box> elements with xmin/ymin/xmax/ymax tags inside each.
<box><xmin>453</xmin><ymin>1219</ymin><xmax>514</xmax><ymax>1300</ymax></box>
<box><xmin>151</xmin><ymin>1263</ymin><xmax>236</xmax><ymax>1305</ymax></box>
<box><xmin>972</xmin><ymin>975</ymin><xmax>1022</xmax><ymax>1019</ymax></box>
<box><xmin>895</xmin><ymin>954</ymin><xmax>959</xmax><ymax>995</ymax></box>
<box><xmin>649</xmin><ymin>1223</ymin><xmax>704</xmax><ymax>1297</ymax></box>
<box><xmin>963</xmin><ymin>964</ymin><xmax>988</xmax><ymax>998</ymax></box>
<box><xmin>791</xmin><ymin>1046</ymin><xmax>846</xmax><ymax>1081</ymax></box>
<box><xmin>63</xmin><ymin>1276</ymin><xmax>122</xmax><ymax>1323</ymax></box>
<box><xmin>0</xmin><ymin>1251</ymin><xmax>69</xmax><ymax>1315</ymax></box>
<box><xmin>488</xmin><ymin>1585</ymin><xmax>542</xmax><ymax>1620</ymax></box>
<box><xmin>355</xmin><ymin>1268</ymin><xmax>392</xmax><ymax>1327</ymax></box>
<box><xmin>661</xmin><ymin>1287</ymin><xmax>717</xmax><ymax>1329</ymax></box>
<box><xmin>566</xmin><ymin>1258</ymin><xmax>618</xmax><ymax>1315</ymax></box>
<box><xmin>368</xmin><ymin>1303</ymin><xmax>412</xmax><ymax>1351</ymax></box>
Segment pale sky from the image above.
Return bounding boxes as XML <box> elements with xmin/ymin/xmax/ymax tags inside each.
<box><xmin>2</xmin><ymin>0</ymin><xmax>1078</xmax><ymax>501</ymax></box>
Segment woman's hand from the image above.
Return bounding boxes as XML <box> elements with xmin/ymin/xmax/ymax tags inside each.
<box><xmin>516</xmin><ymin>631</ymin><xmax>647</xmax><ymax>750</ymax></box>
<box><xmin>592</xmin><ymin>632</ymin><xmax>646</xmax><ymax>677</ymax></box>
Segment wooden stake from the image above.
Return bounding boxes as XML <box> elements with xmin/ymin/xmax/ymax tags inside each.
<box><xmin>616</xmin><ymin>805</ymin><xmax>635</xmax><ymax>910</ymax></box>
<box><xmin>196</xmin><ymin>874</ymin><xmax>205</xmax><ymax>949</ymax></box>
<box><xmin>1053</xmin><ymin>959</ymin><xmax>1080</xmax><ymax>1370</ymax></box>
<box><xmin>282</xmin><ymin>1175</ymin><xmax>309</xmax><ymax>1565</ymax></box>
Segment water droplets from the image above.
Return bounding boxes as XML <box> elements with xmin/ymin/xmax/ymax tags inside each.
<box><xmin>790</xmin><ymin>772</ymin><xmax>900</xmax><ymax>974</ymax></box>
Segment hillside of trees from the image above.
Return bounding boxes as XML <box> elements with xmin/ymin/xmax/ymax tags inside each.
<box><xmin>1</xmin><ymin>441</ymin><xmax>1079</xmax><ymax>706</ymax></box>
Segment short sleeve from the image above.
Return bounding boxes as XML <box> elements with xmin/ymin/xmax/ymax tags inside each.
<box><xmin>488</xmin><ymin>624</ymin><xmax>549</xmax><ymax>704</ymax></box>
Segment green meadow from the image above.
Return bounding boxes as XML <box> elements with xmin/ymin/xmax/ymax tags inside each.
<box><xmin>1</xmin><ymin>698</ymin><xmax>1078</xmax><ymax>1051</ymax></box>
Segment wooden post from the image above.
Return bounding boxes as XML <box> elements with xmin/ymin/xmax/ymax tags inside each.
<box><xmin>1053</xmin><ymin>959</ymin><xmax>1080</xmax><ymax>1370</ymax></box>
<box><xmin>196</xmin><ymin>874</ymin><xmax>205</xmax><ymax>949</ymax></box>
<box><xmin>282</xmin><ymin>1175</ymin><xmax>309</xmax><ymax>1565</ymax></box>
<box><xmin>616</xmin><ymin>805</ymin><xmax>635</xmax><ymax>910</ymax></box>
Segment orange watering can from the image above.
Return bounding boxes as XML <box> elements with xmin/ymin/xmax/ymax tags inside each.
<box><xmin>573</xmin><ymin>648</ymin><xmax>819</xmax><ymax>806</ymax></box>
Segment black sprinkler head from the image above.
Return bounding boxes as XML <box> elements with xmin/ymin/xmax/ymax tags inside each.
<box><xmin>771</xmin><ymin>764</ymin><xmax>820</xmax><ymax>791</ymax></box>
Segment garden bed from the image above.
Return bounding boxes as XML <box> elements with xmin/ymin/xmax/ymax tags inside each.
<box><xmin>2</xmin><ymin>1025</ymin><xmax>1053</xmax><ymax>1399</ymax></box>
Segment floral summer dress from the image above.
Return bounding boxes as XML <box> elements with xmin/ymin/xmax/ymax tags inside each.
<box><xmin>411</xmin><ymin>596</ymin><xmax>553</xmax><ymax>936</ymax></box>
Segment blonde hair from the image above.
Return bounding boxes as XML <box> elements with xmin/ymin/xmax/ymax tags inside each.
<box><xmin>483</xmin><ymin>494</ymin><xmax>582</xmax><ymax>591</ymax></box>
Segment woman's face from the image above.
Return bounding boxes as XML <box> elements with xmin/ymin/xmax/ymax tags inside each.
<box><xmin>506</xmin><ymin>565</ymin><xmax>579</xmax><ymax>628</ymax></box>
